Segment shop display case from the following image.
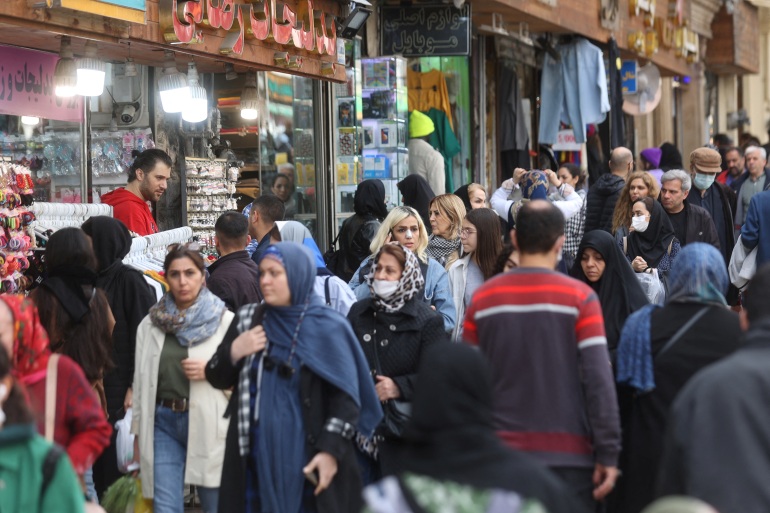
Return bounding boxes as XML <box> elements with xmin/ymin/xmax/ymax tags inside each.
<box><xmin>291</xmin><ymin>75</ymin><xmax>318</xmax><ymax>234</ymax></box>
<box><xmin>361</xmin><ymin>56</ymin><xmax>409</xmax><ymax>210</ymax></box>
<box><xmin>333</xmin><ymin>40</ymin><xmax>364</xmax><ymax>230</ymax></box>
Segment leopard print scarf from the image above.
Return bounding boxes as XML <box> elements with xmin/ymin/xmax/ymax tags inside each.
<box><xmin>366</xmin><ymin>246</ymin><xmax>425</xmax><ymax>313</ymax></box>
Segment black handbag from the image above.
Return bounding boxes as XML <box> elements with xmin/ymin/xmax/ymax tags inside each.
<box><xmin>323</xmin><ymin>231</ymin><xmax>344</xmax><ymax>276</ymax></box>
<box><xmin>371</xmin><ymin>334</ymin><xmax>412</xmax><ymax>439</ymax></box>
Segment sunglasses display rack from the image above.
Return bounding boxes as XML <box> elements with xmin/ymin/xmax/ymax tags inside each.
<box><xmin>0</xmin><ymin>160</ymin><xmax>38</xmax><ymax>293</ymax></box>
<box><xmin>183</xmin><ymin>157</ymin><xmax>240</xmax><ymax>242</ymax></box>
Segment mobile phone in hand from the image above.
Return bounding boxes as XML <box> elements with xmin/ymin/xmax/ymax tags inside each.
<box><xmin>304</xmin><ymin>469</ymin><xmax>319</xmax><ymax>487</ymax></box>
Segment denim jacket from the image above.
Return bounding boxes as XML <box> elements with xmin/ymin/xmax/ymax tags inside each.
<box><xmin>348</xmin><ymin>256</ymin><xmax>456</xmax><ymax>333</ymax></box>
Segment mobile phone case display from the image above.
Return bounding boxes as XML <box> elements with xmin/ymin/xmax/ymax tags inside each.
<box><xmin>361</xmin><ymin>57</ymin><xmax>409</xmax><ymax>210</ymax></box>
<box><xmin>291</xmin><ymin>76</ymin><xmax>317</xmax><ymax>230</ymax></box>
<box><xmin>90</xmin><ymin>129</ymin><xmax>156</xmax><ymax>203</ymax></box>
<box><xmin>0</xmin><ymin>161</ymin><xmax>37</xmax><ymax>293</ymax></box>
<box><xmin>334</xmin><ymin>40</ymin><xmax>364</xmax><ymax>230</ymax></box>
<box><xmin>183</xmin><ymin>158</ymin><xmax>239</xmax><ymax>251</ymax></box>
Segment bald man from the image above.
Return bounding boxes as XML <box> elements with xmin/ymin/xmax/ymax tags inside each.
<box><xmin>585</xmin><ymin>146</ymin><xmax>633</xmax><ymax>233</ymax></box>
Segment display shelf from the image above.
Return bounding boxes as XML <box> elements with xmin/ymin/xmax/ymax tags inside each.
<box><xmin>182</xmin><ymin>157</ymin><xmax>239</xmax><ymax>238</ymax></box>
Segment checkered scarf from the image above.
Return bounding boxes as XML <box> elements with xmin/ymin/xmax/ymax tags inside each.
<box><xmin>237</xmin><ymin>303</ymin><xmax>265</xmax><ymax>456</ymax></box>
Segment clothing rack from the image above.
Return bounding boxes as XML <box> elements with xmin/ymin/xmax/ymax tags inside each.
<box><xmin>30</xmin><ymin>203</ymin><xmax>113</xmax><ymax>234</ymax></box>
<box><xmin>123</xmin><ymin>227</ymin><xmax>193</xmax><ymax>266</ymax></box>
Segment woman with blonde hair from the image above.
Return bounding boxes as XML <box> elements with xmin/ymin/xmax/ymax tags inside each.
<box><xmin>453</xmin><ymin>183</ymin><xmax>487</xmax><ymax>211</ymax></box>
<box><xmin>427</xmin><ymin>194</ymin><xmax>466</xmax><ymax>269</ymax></box>
<box><xmin>612</xmin><ymin>171</ymin><xmax>660</xmax><ymax>243</ymax></box>
<box><xmin>348</xmin><ymin>206</ymin><xmax>456</xmax><ymax>333</ymax></box>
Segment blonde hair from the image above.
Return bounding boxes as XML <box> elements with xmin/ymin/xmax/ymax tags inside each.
<box><xmin>429</xmin><ymin>194</ymin><xmax>466</xmax><ymax>269</ymax></box>
<box><xmin>369</xmin><ymin>206</ymin><xmax>429</xmax><ymax>262</ymax></box>
<box><xmin>467</xmin><ymin>183</ymin><xmax>487</xmax><ymax>203</ymax></box>
<box><xmin>612</xmin><ymin>171</ymin><xmax>661</xmax><ymax>234</ymax></box>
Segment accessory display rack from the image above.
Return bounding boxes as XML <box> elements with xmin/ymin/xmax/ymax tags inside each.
<box><xmin>182</xmin><ymin>157</ymin><xmax>240</xmax><ymax>251</ymax></box>
<box><xmin>0</xmin><ymin>158</ymin><xmax>36</xmax><ymax>293</ymax></box>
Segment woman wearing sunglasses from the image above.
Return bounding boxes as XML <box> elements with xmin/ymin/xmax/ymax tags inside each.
<box><xmin>206</xmin><ymin>242</ymin><xmax>382</xmax><ymax>513</ymax></box>
<box><xmin>131</xmin><ymin>243</ymin><xmax>234</xmax><ymax>513</ymax></box>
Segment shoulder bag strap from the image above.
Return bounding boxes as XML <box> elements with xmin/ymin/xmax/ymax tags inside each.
<box><xmin>324</xmin><ymin>276</ymin><xmax>332</xmax><ymax>306</ymax></box>
<box><xmin>655</xmin><ymin>306</ymin><xmax>710</xmax><ymax>361</ymax></box>
<box><xmin>45</xmin><ymin>354</ymin><xmax>60</xmax><ymax>442</ymax></box>
<box><xmin>623</xmin><ymin>236</ymin><xmax>627</xmax><ymax>255</ymax></box>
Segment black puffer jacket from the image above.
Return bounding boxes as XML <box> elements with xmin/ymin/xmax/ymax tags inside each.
<box><xmin>336</xmin><ymin>179</ymin><xmax>388</xmax><ymax>281</ymax></box>
<box><xmin>585</xmin><ymin>174</ymin><xmax>625</xmax><ymax>233</ymax></box>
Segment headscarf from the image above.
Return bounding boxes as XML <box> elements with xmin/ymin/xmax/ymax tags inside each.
<box><xmin>453</xmin><ymin>184</ymin><xmax>473</xmax><ymax>212</ymax></box>
<box><xmin>625</xmin><ymin>198</ymin><xmax>677</xmax><ymax>268</ymax></box>
<box><xmin>277</xmin><ymin>220</ymin><xmax>327</xmax><ymax>270</ymax></box>
<box><xmin>398</xmin><ymin>174</ymin><xmax>435</xmax><ymax>233</ymax></box>
<box><xmin>250</xmin><ymin>242</ymin><xmax>382</xmax><ymax>513</ymax></box>
<box><xmin>365</xmin><ymin>245</ymin><xmax>425</xmax><ymax>313</ymax></box>
<box><xmin>81</xmin><ymin>216</ymin><xmax>132</xmax><ymax>274</ymax></box>
<box><xmin>616</xmin><ymin>243</ymin><xmax>728</xmax><ymax>393</ymax></box>
<box><xmin>393</xmin><ymin>344</ymin><xmax>580</xmax><ymax>513</ymax></box>
<box><xmin>640</xmin><ymin>147</ymin><xmax>663</xmax><ymax>169</ymax></box>
<box><xmin>149</xmin><ymin>287</ymin><xmax>227</xmax><ymax>347</ymax></box>
<box><xmin>521</xmin><ymin>171</ymin><xmax>548</xmax><ymax>200</ymax></box>
<box><xmin>659</xmin><ymin>142</ymin><xmax>684</xmax><ymax>171</ymax></box>
<box><xmin>0</xmin><ymin>295</ymin><xmax>51</xmax><ymax>385</ymax></box>
<box><xmin>39</xmin><ymin>266</ymin><xmax>98</xmax><ymax>323</ymax></box>
<box><xmin>666</xmin><ymin>243</ymin><xmax>728</xmax><ymax>305</ymax></box>
<box><xmin>570</xmin><ymin>230</ymin><xmax>649</xmax><ymax>354</ymax></box>
<box><xmin>354</xmin><ymin>179</ymin><xmax>388</xmax><ymax>219</ymax></box>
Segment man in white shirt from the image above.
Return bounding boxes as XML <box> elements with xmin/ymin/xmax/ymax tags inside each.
<box><xmin>408</xmin><ymin>110</ymin><xmax>445</xmax><ymax>195</ymax></box>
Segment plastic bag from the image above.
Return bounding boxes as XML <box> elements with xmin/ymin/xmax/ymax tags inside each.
<box><xmin>636</xmin><ymin>269</ymin><xmax>665</xmax><ymax>305</ymax></box>
<box><xmin>134</xmin><ymin>478</ymin><xmax>153</xmax><ymax>513</ymax></box>
<box><xmin>115</xmin><ymin>408</ymin><xmax>139</xmax><ymax>474</ymax></box>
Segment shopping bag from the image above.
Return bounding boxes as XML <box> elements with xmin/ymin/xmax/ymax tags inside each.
<box><xmin>115</xmin><ymin>408</ymin><xmax>139</xmax><ymax>474</ymax></box>
<box><xmin>134</xmin><ymin>478</ymin><xmax>153</xmax><ymax>513</ymax></box>
<box><xmin>635</xmin><ymin>269</ymin><xmax>665</xmax><ymax>305</ymax></box>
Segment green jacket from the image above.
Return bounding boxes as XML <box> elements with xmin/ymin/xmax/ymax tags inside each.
<box><xmin>0</xmin><ymin>424</ymin><xmax>84</xmax><ymax>513</ymax></box>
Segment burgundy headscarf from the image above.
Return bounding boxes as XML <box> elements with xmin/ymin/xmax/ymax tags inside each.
<box><xmin>0</xmin><ymin>295</ymin><xmax>51</xmax><ymax>385</ymax></box>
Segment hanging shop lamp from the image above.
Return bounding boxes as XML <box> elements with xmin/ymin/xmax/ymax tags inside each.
<box><xmin>54</xmin><ymin>36</ymin><xmax>78</xmax><ymax>98</ymax></box>
<box><xmin>158</xmin><ymin>51</ymin><xmax>190</xmax><ymax>114</ymax></box>
<box><xmin>240</xmin><ymin>73</ymin><xmax>259</xmax><ymax>120</ymax></box>
<box><xmin>76</xmin><ymin>40</ymin><xmax>106</xmax><ymax>97</ymax></box>
<box><xmin>182</xmin><ymin>62</ymin><xmax>208</xmax><ymax>123</ymax></box>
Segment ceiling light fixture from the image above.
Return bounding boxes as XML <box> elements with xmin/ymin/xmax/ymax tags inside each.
<box><xmin>158</xmin><ymin>51</ymin><xmax>190</xmax><ymax>113</ymax></box>
<box><xmin>225</xmin><ymin>63</ymin><xmax>238</xmax><ymax>80</ymax></box>
<box><xmin>76</xmin><ymin>40</ymin><xmax>106</xmax><ymax>97</ymax></box>
<box><xmin>54</xmin><ymin>36</ymin><xmax>78</xmax><ymax>98</ymax></box>
<box><xmin>182</xmin><ymin>62</ymin><xmax>208</xmax><ymax>123</ymax></box>
<box><xmin>240</xmin><ymin>73</ymin><xmax>259</xmax><ymax>120</ymax></box>
<box><xmin>124</xmin><ymin>42</ymin><xmax>138</xmax><ymax>78</ymax></box>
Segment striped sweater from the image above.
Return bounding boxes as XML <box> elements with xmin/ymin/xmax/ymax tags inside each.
<box><xmin>464</xmin><ymin>267</ymin><xmax>621</xmax><ymax>469</ymax></box>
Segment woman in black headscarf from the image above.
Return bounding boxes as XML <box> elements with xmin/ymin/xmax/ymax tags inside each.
<box><xmin>364</xmin><ymin>343</ymin><xmax>583</xmax><ymax>513</ymax></box>
<box><xmin>659</xmin><ymin>142</ymin><xmax>683</xmax><ymax>172</ymax></box>
<box><xmin>397</xmin><ymin>174</ymin><xmax>435</xmax><ymax>234</ymax></box>
<box><xmin>623</xmin><ymin>197</ymin><xmax>681</xmax><ymax>274</ymax></box>
<box><xmin>336</xmin><ymin>179</ymin><xmax>389</xmax><ymax>282</ymax></box>
<box><xmin>571</xmin><ymin>230</ymin><xmax>649</xmax><ymax>361</ymax></box>
<box><xmin>81</xmin><ymin>216</ymin><xmax>157</xmax><ymax>496</ymax></box>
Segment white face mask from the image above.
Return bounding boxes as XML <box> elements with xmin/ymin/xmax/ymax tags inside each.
<box><xmin>631</xmin><ymin>215</ymin><xmax>649</xmax><ymax>233</ymax></box>
<box><xmin>0</xmin><ymin>383</ymin><xmax>7</xmax><ymax>427</ymax></box>
<box><xmin>372</xmin><ymin>279</ymin><xmax>399</xmax><ymax>299</ymax></box>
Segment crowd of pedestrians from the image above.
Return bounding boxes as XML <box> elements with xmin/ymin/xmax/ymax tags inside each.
<box><xmin>1</xmin><ymin>138</ymin><xmax>770</xmax><ymax>513</ymax></box>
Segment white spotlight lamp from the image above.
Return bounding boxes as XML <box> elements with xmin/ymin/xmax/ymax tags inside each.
<box><xmin>182</xmin><ymin>62</ymin><xmax>208</xmax><ymax>123</ymax></box>
<box><xmin>240</xmin><ymin>73</ymin><xmax>259</xmax><ymax>120</ymax></box>
<box><xmin>54</xmin><ymin>36</ymin><xmax>78</xmax><ymax>98</ymax></box>
<box><xmin>158</xmin><ymin>51</ymin><xmax>190</xmax><ymax>113</ymax></box>
<box><xmin>76</xmin><ymin>40</ymin><xmax>106</xmax><ymax>97</ymax></box>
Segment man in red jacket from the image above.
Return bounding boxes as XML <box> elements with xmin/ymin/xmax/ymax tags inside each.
<box><xmin>101</xmin><ymin>149</ymin><xmax>172</xmax><ymax>235</ymax></box>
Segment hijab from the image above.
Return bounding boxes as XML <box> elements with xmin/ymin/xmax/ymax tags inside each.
<box><xmin>0</xmin><ymin>295</ymin><xmax>51</xmax><ymax>385</ymax></box>
<box><xmin>509</xmin><ymin>171</ymin><xmax>549</xmax><ymax>227</ymax></box>
<box><xmin>571</xmin><ymin>230</ymin><xmax>648</xmax><ymax>353</ymax></box>
<box><xmin>398</xmin><ymin>174</ymin><xmax>435</xmax><ymax>233</ymax></box>
<box><xmin>659</xmin><ymin>142</ymin><xmax>683</xmax><ymax>171</ymax></box>
<box><xmin>394</xmin><ymin>343</ymin><xmax>582</xmax><ymax>513</ymax></box>
<box><xmin>251</xmin><ymin>242</ymin><xmax>382</xmax><ymax>513</ymax></box>
<box><xmin>668</xmin><ymin>243</ymin><xmax>728</xmax><ymax>305</ymax></box>
<box><xmin>277</xmin><ymin>220</ymin><xmax>328</xmax><ymax>270</ymax></box>
<box><xmin>365</xmin><ymin>246</ymin><xmax>425</xmax><ymax>313</ymax></box>
<box><xmin>616</xmin><ymin>243</ymin><xmax>728</xmax><ymax>393</ymax></box>
<box><xmin>355</xmin><ymin>179</ymin><xmax>389</xmax><ymax>219</ymax></box>
<box><xmin>81</xmin><ymin>216</ymin><xmax>132</xmax><ymax>274</ymax></box>
<box><xmin>453</xmin><ymin>184</ymin><xmax>473</xmax><ymax>212</ymax></box>
<box><xmin>626</xmin><ymin>198</ymin><xmax>676</xmax><ymax>268</ymax></box>
<box><xmin>39</xmin><ymin>266</ymin><xmax>98</xmax><ymax>323</ymax></box>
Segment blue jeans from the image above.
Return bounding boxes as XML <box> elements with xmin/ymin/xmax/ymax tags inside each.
<box><xmin>84</xmin><ymin>466</ymin><xmax>98</xmax><ymax>503</ymax></box>
<box><xmin>153</xmin><ymin>405</ymin><xmax>219</xmax><ymax>513</ymax></box>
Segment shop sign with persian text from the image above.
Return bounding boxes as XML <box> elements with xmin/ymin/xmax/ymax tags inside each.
<box><xmin>160</xmin><ymin>0</ymin><xmax>338</xmax><ymax>57</ymax></box>
<box><xmin>380</xmin><ymin>4</ymin><xmax>471</xmax><ymax>57</ymax></box>
<box><xmin>0</xmin><ymin>45</ymin><xmax>83</xmax><ymax>122</ymax></box>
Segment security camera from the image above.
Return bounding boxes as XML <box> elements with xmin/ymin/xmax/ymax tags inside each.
<box><xmin>120</xmin><ymin>104</ymin><xmax>137</xmax><ymax>124</ymax></box>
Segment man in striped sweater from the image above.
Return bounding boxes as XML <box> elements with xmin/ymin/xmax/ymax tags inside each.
<box><xmin>464</xmin><ymin>200</ymin><xmax>620</xmax><ymax>511</ymax></box>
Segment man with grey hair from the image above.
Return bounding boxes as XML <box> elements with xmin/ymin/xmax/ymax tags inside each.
<box><xmin>734</xmin><ymin>145</ymin><xmax>770</xmax><ymax>231</ymax></box>
<box><xmin>660</xmin><ymin>169</ymin><xmax>719</xmax><ymax>249</ymax></box>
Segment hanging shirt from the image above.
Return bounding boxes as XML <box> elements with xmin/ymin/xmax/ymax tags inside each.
<box><xmin>408</xmin><ymin>69</ymin><xmax>453</xmax><ymax>131</ymax></box>
<box><xmin>426</xmin><ymin>108</ymin><xmax>462</xmax><ymax>193</ymax></box>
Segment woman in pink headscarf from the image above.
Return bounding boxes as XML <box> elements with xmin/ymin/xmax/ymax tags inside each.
<box><xmin>640</xmin><ymin>147</ymin><xmax>664</xmax><ymax>185</ymax></box>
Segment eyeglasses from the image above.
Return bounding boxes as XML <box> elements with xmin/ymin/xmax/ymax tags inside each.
<box><xmin>460</xmin><ymin>228</ymin><xmax>477</xmax><ymax>237</ymax></box>
<box><xmin>167</xmin><ymin>241</ymin><xmax>201</xmax><ymax>252</ymax></box>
